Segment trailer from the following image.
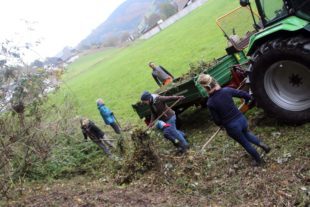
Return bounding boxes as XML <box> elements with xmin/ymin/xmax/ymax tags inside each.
<box><xmin>132</xmin><ymin>50</ymin><xmax>249</xmax><ymax>122</ymax></box>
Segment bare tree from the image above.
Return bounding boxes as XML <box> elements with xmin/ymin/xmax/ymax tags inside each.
<box><xmin>120</xmin><ymin>32</ymin><xmax>130</xmax><ymax>43</ymax></box>
<box><xmin>146</xmin><ymin>13</ymin><xmax>161</xmax><ymax>29</ymax></box>
<box><xmin>102</xmin><ymin>35</ymin><xmax>120</xmax><ymax>47</ymax></box>
<box><xmin>159</xmin><ymin>3</ymin><xmax>178</xmax><ymax>20</ymax></box>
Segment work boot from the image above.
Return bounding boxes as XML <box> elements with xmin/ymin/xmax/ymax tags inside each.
<box><xmin>251</xmin><ymin>160</ymin><xmax>262</xmax><ymax>167</ymax></box>
<box><xmin>259</xmin><ymin>142</ymin><xmax>271</xmax><ymax>154</ymax></box>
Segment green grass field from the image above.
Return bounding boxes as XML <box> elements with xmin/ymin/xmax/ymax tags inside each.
<box><xmin>55</xmin><ymin>0</ymin><xmax>242</xmax><ymax>124</ymax></box>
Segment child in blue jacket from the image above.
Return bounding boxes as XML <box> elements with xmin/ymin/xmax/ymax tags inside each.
<box><xmin>97</xmin><ymin>98</ymin><xmax>121</xmax><ymax>134</ymax></box>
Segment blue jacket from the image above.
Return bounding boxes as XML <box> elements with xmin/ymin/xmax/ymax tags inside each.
<box><xmin>207</xmin><ymin>87</ymin><xmax>251</xmax><ymax>126</ymax></box>
<box><xmin>98</xmin><ymin>104</ymin><xmax>115</xmax><ymax>125</ymax></box>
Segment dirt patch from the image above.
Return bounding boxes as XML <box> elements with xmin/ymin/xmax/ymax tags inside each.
<box><xmin>5</xmin><ymin>178</ymin><xmax>208</xmax><ymax>207</ymax></box>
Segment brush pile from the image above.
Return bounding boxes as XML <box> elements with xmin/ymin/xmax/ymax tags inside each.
<box><xmin>115</xmin><ymin>129</ymin><xmax>160</xmax><ymax>185</ymax></box>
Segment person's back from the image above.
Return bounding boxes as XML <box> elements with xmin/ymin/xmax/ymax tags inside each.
<box><xmin>207</xmin><ymin>87</ymin><xmax>249</xmax><ymax>126</ymax></box>
<box><xmin>98</xmin><ymin>104</ymin><xmax>114</xmax><ymax>124</ymax></box>
<box><xmin>152</xmin><ymin>66</ymin><xmax>171</xmax><ymax>83</ymax></box>
<box><xmin>81</xmin><ymin>120</ymin><xmax>105</xmax><ymax>141</ymax></box>
<box><xmin>150</xmin><ymin>95</ymin><xmax>177</xmax><ymax>122</ymax></box>
<box><xmin>198</xmin><ymin>74</ymin><xmax>271</xmax><ymax>166</ymax></box>
<box><xmin>148</xmin><ymin>62</ymin><xmax>173</xmax><ymax>86</ymax></box>
<box><xmin>80</xmin><ymin>118</ymin><xmax>113</xmax><ymax>156</ymax></box>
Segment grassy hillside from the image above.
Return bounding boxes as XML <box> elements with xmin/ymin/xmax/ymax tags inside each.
<box><xmin>55</xmin><ymin>0</ymin><xmax>239</xmax><ymax>124</ymax></box>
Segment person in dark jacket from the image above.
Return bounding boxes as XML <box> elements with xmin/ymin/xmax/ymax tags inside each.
<box><xmin>80</xmin><ymin>118</ymin><xmax>114</xmax><ymax>156</ymax></box>
<box><xmin>140</xmin><ymin>91</ymin><xmax>189</xmax><ymax>153</ymax></box>
<box><xmin>197</xmin><ymin>74</ymin><xmax>271</xmax><ymax>166</ymax></box>
<box><xmin>97</xmin><ymin>98</ymin><xmax>121</xmax><ymax>134</ymax></box>
<box><xmin>149</xmin><ymin>62</ymin><xmax>174</xmax><ymax>86</ymax></box>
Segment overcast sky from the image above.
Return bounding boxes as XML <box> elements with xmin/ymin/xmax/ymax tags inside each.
<box><xmin>0</xmin><ymin>0</ymin><xmax>126</xmax><ymax>62</ymax></box>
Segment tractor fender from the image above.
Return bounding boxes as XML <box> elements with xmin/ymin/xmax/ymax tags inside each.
<box><xmin>247</xmin><ymin>16</ymin><xmax>309</xmax><ymax>56</ymax></box>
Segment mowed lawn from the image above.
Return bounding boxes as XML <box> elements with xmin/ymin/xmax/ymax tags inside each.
<box><xmin>55</xmin><ymin>0</ymin><xmax>241</xmax><ymax>124</ymax></box>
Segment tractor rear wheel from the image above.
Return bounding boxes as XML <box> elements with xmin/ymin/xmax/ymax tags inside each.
<box><xmin>250</xmin><ymin>35</ymin><xmax>310</xmax><ymax>124</ymax></box>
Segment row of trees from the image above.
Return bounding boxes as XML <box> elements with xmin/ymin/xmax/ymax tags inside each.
<box><xmin>98</xmin><ymin>3</ymin><xmax>179</xmax><ymax>48</ymax></box>
<box><xmin>144</xmin><ymin>3</ymin><xmax>178</xmax><ymax>31</ymax></box>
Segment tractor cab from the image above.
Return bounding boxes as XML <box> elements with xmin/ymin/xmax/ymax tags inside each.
<box><xmin>216</xmin><ymin>6</ymin><xmax>260</xmax><ymax>54</ymax></box>
<box><xmin>241</xmin><ymin>0</ymin><xmax>310</xmax><ymax>27</ymax></box>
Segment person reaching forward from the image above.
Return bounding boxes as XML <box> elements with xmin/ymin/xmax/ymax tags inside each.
<box><xmin>198</xmin><ymin>74</ymin><xmax>271</xmax><ymax>166</ymax></box>
<box><xmin>140</xmin><ymin>91</ymin><xmax>189</xmax><ymax>154</ymax></box>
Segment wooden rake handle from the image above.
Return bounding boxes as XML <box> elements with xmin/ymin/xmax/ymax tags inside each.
<box><xmin>143</xmin><ymin>97</ymin><xmax>182</xmax><ymax>133</ymax></box>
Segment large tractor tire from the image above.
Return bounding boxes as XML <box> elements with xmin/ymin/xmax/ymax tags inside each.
<box><xmin>250</xmin><ymin>35</ymin><xmax>310</xmax><ymax>124</ymax></box>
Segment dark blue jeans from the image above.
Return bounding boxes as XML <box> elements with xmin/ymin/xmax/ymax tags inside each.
<box><xmin>224</xmin><ymin>115</ymin><xmax>261</xmax><ymax>162</ymax></box>
<box><xmin>166</xmin><ymin>115</ymin><xmax>189</xmax><ymax>151</ymax></box>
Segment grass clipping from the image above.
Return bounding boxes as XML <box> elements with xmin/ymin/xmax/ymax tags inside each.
<box><xmin>115</xmin><ymin>129</ymin><xmax>160</xmax><ymax>185</ymax></box>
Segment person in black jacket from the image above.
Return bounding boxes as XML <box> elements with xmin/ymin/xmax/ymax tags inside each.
<box><xmin>198</xmin><ymin>74</ymin><xmax>271</xmax><ymax>166</ymax></box>
<box><xmin>80</xmin><ymin>118</ymin><xmax>114</xmax><ymax>156</ymax></box>
<box><xmin>149</xmin><ymin>62</ymin><xmax>174</xmax><ymax>86</ymax></box>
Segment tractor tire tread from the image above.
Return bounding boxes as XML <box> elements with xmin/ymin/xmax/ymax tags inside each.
<box><xmin>250</xmin><ymin>35</ymin><xmax>310</xmax><ymax>124</ymax></box>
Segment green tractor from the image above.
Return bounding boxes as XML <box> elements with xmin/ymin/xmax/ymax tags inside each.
<box><xmin>240</xmin><ymin>0</ymin><xmax>310</xmax><ymax>124</ymax></box>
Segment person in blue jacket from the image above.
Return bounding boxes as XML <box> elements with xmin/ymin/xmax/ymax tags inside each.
<box><xmin>97</xmin><ymin>98</ymin><xmax>121</xmax><ymax>134</ymax></box>
<box><xmin>197</xmin><ymin>74</ymin><xmax>271</xmax><ymax>166</ymax></box>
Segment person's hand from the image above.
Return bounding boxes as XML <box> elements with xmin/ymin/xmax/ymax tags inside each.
<box><xmin>245</xmin><ymin>95</ymin><xmax>254</xmax><ymax>104</ymax></box>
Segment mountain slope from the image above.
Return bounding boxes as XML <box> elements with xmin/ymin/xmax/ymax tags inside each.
<box><xmin>77</xmin><ymin>0</ymin><xmax>152</xmax><ymax>48</ymax></box>
<box><xmin>77</xmin><ymin>0</ymin><xmax>176</xmax><ymax>49</ymax></box>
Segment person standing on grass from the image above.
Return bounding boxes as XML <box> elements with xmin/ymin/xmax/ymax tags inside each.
<box><xmin>197</xmin><ymin>74</ymin><xmax>271</xmax><ymax>166</ymax></box>
<box><xmin>140</xmin><ymin>91</ymin><xmax>189</xmax><ymax>154</ymax></box>
<box><xmin>97</xmin><ymin>98</ymin><xmax>121</xmax><ymax>134</ymax></box>
<box><xmin>148</xmin><ymin>62</ymin><xmax>174</xmax><ymax>86</ymax></box>
<box><xmin>80</xmin><ymin>118</ymin><xmax>114</xmax><ymax>156</ymax></box>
